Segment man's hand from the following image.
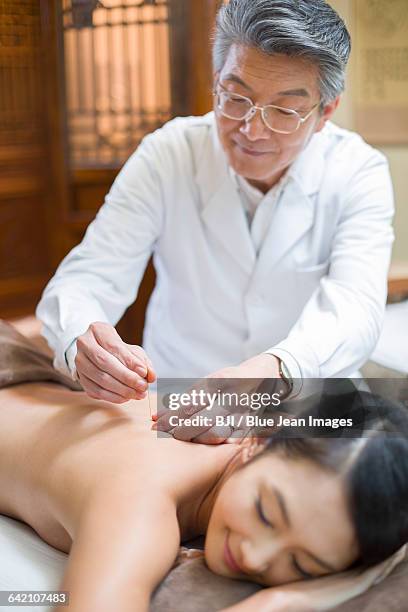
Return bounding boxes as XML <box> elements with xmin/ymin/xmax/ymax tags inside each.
<box><xmin>153</xmin><ymin>353</ymin><xmax>283</xmax><ymax>443</ymax></box>
<box><xmin>75</xmin><ymin>322</ymin><xmax>156</xmax><ymax>403</ymax></box>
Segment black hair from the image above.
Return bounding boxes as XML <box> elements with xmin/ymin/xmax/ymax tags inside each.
<box><xmin>256</xmin><ymin>389</ymin><xmax>408</xmax><ymax>569</ymax></box>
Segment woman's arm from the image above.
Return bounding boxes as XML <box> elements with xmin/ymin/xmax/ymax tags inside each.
<box><xmin>57</xmin><ymin>483</ymin><xmax>180</xmax><ymax>612</ymax></box>
<box><xmin>221</xmin><ymin>545</ymin><xmax>406</xmax><ymax>612</ymax></box>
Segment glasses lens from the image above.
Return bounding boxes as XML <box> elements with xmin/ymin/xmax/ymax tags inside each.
<box><xmin>218</xmin><ymin>92</ymin><xmax>251</xmax><ymax>119</ymax></box>
<box><xmin>263</xmin><ymin>106</ymin><xmax>300</xmax><ymax>134</ymax></box>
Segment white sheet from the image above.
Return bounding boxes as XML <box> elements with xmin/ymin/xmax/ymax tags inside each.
<box><xmin>0</xmin><ymin>515</ymin><xmax>66</xmax><ymax>611</ymax></box>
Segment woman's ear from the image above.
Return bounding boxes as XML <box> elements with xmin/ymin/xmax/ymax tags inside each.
<box><xmin>240</xmin><ymin>437</ymin><xmax>267</xmax><ymax>464</ymax></box>
<box><xmin>315</xmin><ymin>96</ymin><xmax>341</xmax><ymax>133</ymax></box>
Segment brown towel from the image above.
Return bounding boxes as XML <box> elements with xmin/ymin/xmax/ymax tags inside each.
<box><xmin>0</xmin><ymin>320</ymin><xmax>81</xmax><ymax>391</ymax></box>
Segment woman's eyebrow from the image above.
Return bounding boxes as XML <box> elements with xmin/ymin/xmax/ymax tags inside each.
<box><xmin>270</xmin><ymin>486</ymin><xmax>337</xmax><ymax>573</ymax></box>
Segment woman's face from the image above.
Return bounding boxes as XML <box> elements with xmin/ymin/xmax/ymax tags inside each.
<box><xmin>214</xmin><ymin>45</ymin><xmax>338</xmax><ymax>192</ymax></box>
<box><xmin>205</xmin><ymin>449</ymin><xmax>358</xmax><ymax>586</ymax></box>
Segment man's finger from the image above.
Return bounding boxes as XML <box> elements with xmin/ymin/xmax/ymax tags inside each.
<box><xmin>78</xmin><ymin>371</ymin><xmax>129</xmax><ymax>404</ymax></box>
<box><xmin>80</xmin><ymin>335</ymin><xmax>149</xmax><ymax>391</ymax></box>
<box><xmin>192</xmin><ymin>425</ymin><xmax>234</xmax><ymax>444</ymax></box>
<box><xmin>152</xmin><ymin>412</ymin><xmax>175</xmax><ymax>432</ymax></box>
<box><xmin>153</xmin><ymin>404</ymin><xmax>217</xmax><ymax>433</ymax></box>
<box><xmin>90</xmin><ymin>324</ymin><xmax>149</xmax><ymax>378</ymax></box>
<box><xmin>109</xmin><ymin>344</ymin><xmax>148</xmax><ymax>378</ymax></box>
<box><xmin>152</xmin><ymin>406</ymin><xmax>210</xmax><ymax>435</ymax></box>
<box><xmin>153</xmin><ymin>400</ymin><xmax>207</xmax><ymax>432</ymax></box>
<box><xmin>169</xmin><ymin>423</ymin><xmax>215</xmax><ymax>442</ymax></box>
<box><xmin>128</xmin><ymin>347</ymin><xmax>157</xmax><ymax>382</ymax></box>
<box><xmin>77</xmin><ymin>352</ymin><xmax>146</xmax><ymax>400</ymax></box>
<box><xmin>154</xmin><ymin>391</ymin><xmax>204</xmax><ymax>422</ymax></box>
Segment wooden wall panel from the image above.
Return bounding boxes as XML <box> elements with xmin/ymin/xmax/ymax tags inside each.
<box><xmin>0</xmin><ymin>196</ymin><xmax>48</xmax><ymax>278</ymax></box>
<box><xmin>0</xmin><ymin>0</ymin><xmax>52</xmax><ymax>317</ymax></box>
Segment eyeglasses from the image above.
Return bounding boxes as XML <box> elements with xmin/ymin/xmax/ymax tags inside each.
<box><xmin>213</xmin><ymin>85</ymin><xmax>319</xmax><ymax>135</ymax></box>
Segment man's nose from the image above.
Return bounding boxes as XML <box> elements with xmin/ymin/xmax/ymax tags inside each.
<box><xmin>239</xmin><ymin>107</ymin><xmax>270</xmax><ymax>141</ymax></box>
<box><xmin>239</xmin><ymin>538</ymin><xmax>277</xmax><ymax>575</ymax></box>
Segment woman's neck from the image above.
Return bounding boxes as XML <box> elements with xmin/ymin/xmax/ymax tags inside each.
<box><xmin>191</xmin><ymin>445</ymin><xmax>243</xmax><ymax>535</ymax></box>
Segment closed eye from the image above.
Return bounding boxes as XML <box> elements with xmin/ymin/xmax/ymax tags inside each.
<box><xmin>292</xmin><ymin>554</ymin><xmax>314</xmax><ymax>580</ymax></box>
<box><xmin>275</xmin><ymin>108</ymin><xmax>295</xmax><ymax>116</ymax></box>
<box><xmin>256</xmin><ymin>496</ymin><xmax>273</xmax><ymax>527</ymax></box>
<box><xmin>230</xmin><ymin>95</ymin><xmax>248</xmax><ymax>104</ymax></box>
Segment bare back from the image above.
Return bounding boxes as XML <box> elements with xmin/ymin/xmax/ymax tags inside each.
<box><xmin>0</xmin><ymin>382</ymin><xmax>237</xmax><ymax>552</ymax></box>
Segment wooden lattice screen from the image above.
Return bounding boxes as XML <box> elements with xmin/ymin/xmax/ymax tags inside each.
<box><xmin>62</xmin><ymin>0</ymin><xmax>172</xmax><ymax>168</ymax></box>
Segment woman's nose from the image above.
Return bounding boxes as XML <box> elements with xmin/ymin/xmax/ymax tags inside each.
<box><xmin>239</xmin><ymin>538</ymin><xmax>276</xmax><ymax>575</ymax></box>
<box><xmin>239</xmin><ymin>107</ymin><xmax>270</xmax><ymax>141</ymax></box>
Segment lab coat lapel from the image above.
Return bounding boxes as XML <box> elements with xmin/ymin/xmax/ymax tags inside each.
<box><xmin>257</xmin><ymin>131</ymin><xmax>326</xmax><ymax>269</ymax></box>
<box><xmin>201</xmin><ymin>179</ymin><xmax>256</xmax><ymax>275</ymax></box>
<box><xmin>196</xmin><ymin>123</ymin><xmax>256</xmax><ymax>276</ymax></box>
<box><xmin>257</xmin><ymin>180</ymin><xmax>314</xmax><ymax>269</ymax></box>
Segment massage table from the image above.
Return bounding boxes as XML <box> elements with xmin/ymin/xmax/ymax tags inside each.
<box><xmin>0</xmin><ymin>515</ymin><xmax>66</xmax><ymax>611</ymax></box>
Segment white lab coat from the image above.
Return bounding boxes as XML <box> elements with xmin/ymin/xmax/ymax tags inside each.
<box><xmin>36</xmin><ymin>112</ymin><xmax>394</xmax><ymax>381</ymax></box>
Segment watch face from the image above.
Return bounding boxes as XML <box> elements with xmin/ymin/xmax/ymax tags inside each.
<box><xmin>280</xmin><ymin>360</ymin><xmax>291</xmax><ymax>381</ymax></box>
<box><xmin>280</xmin><ymin>360</ymin><xmax>293</xmax><ymax>398</ymax></box>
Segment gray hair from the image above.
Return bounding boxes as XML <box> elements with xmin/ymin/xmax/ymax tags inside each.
<box><xmin>213</xmin><ymin>0</ymin><xmax>351</xmax><ymax>107</ymax></box>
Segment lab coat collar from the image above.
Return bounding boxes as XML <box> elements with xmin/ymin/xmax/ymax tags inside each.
<box><xmin>195</xmin><ymin>114</ymin><xmax>327</xmax><ymax>273</ymax></box>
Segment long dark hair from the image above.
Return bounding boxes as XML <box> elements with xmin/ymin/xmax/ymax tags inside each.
<box><xmin>257</xmin><ymin>388</ymin><xmax>408</xmax><ymax>568</ymax></box>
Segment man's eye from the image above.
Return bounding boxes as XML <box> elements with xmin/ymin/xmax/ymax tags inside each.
<box><xmin>256</xmin><ymin>497</ymin><xmax>273</xmax><ymax>527</ymax></box>
<box><xmin>276</xmin><ymin>108</ymin><xmax>295</xmax><ymax>116</ymax></box>
<box><xmin>229</xmin><ymin>96</ymin><xmax>247</xmax><ymax>104</ymax></box>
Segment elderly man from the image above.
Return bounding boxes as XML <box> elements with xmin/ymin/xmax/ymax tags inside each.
<box><xmin>37</xmin><ymin>0</ymin><xmax>394</xmax><ymax>427</ymax></box>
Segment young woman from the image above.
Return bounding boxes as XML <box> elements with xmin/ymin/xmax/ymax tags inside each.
<box><xmin>0</xmin><ymin>379</ymin><xmax>407</xmax><ymax>612</ymax></box>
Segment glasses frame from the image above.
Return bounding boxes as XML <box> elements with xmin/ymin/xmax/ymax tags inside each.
<box><xmin>213</xmin><ymin>84</ymin><xmax>319</xmax><ymax>135</ymax></box>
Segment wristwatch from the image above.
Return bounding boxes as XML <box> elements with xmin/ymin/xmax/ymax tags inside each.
<box><xmin>278</xmin><ymin>358</ymin><xmax>293</xmax><ymax>400</ymax></box>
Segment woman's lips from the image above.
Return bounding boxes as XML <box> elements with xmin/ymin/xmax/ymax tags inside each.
<box><xmin>224</xmin><ymin>534</ymin><xmax>242</xmax><ymax>574</ymax></box>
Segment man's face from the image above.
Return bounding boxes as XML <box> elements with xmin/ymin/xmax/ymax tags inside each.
<box><xmin>214</xmin><ymin>45</ymin><xmax>338</xmax><ymax>192</ymax></box>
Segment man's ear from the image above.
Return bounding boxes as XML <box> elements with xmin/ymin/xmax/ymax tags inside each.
<box><xmin>315</xmin><ymin>96</ymin><xmax>341</xmax><ymax>133</ymax></box>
